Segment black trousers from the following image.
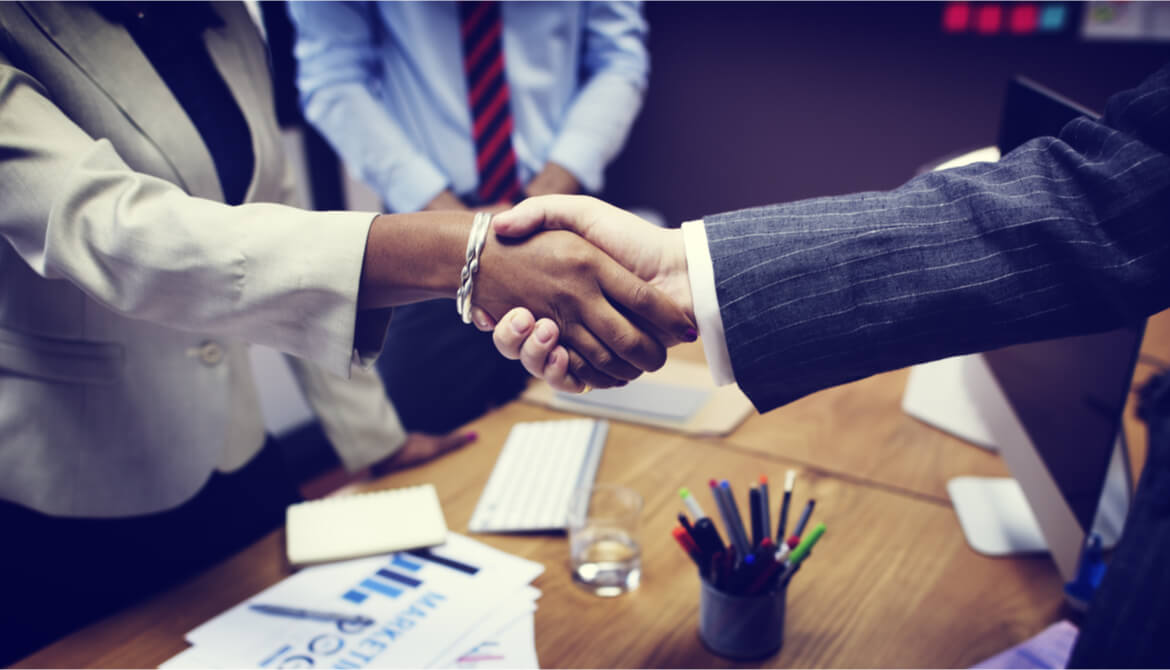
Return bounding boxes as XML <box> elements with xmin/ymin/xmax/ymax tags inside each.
<box><xmin>0</xmin><ymin>436</ymin><xmax>301</xmax><ymax>666</ymax></box>
<box><xmin>1069</xmin><ymin>373</ymin><xmax>1170</xmax><ymax>667</ymax></box>
<box><xmin>376</xmin><ymin>299</ymin><xmax>531</xmax><ymax>434</ymax></box>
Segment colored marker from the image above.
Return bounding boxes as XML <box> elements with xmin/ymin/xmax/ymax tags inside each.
<box><xmin>709</xmin><ymin>480</ymin><xmax>740</xmax><ymax>556</ymax></box>
<box><xmin>678</xmin><ymin>513</ymin><xmax>708</xmax><ymax>560</ymax></box>
<box><xmin>777</xmin><ymin>469</ymin><xmax>796</xmax><ymax>543</ymax></box>
<box><xmin>672</xmin><ymin>526</ymin><xmax>703</xmax><ymax>568</ymax></box>
<box><xmin>779</xmin><ymin>523</ymin><xmax>826</xmax><ymax>586</ymax></box>
<box><xmin>682</xmin><ymin>487</ymin><xmax>726</xmax><ymax>556</ymax></box>
<box><xmin>749</xmin><ymin>487</ymin><xmax>763</xmax><ymax>547</ymax></box>
<box><xmin>680</xmin><ymin>487</ymin><xmax>705</xmax><ymax>520</ymax></box>
<box><xmin>719</xmin><ymin>480</ymin><xmax>752</xmax><ymax>558</ymax></box>
<box><xmin>708</xmin><ymin>480</ymin><xmax>735</xmax><ymax>551</ymax></box>
<box><xmin>790</xmin><ymin>498</ymin><xmax>817</xmax><ymax>543</ymax></box>
<box><xmin>759</xmin><ymin>475</ymin><xmax>771</xmax><ymax>546</ymax></box>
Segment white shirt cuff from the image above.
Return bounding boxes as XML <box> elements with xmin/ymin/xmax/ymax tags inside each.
<box><xmin>682</xmin><ymin>219</ymin><xmax>735</xmax><ymax>386</ymax></box>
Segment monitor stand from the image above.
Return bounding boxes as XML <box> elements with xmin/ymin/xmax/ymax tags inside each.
<box><xmin>903</xmin><ymin>355</ymin><xmax>1130</xmax><ymax>558</ymax></box>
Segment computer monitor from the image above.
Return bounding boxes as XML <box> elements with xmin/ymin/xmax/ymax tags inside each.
<box><xmin>996</xmin><ymin>76</ymin><xmax>1099</xmax><ymax>155</ymax></box>
<box><xmin>902</xmin><ymin>77</ymin><xmax>1138</xmax><ymax>584</ymax></box>
<box><xmin>903</xmin><ymin>330</ymin><xmax>1140</xmax><ymax>585</ymax></box>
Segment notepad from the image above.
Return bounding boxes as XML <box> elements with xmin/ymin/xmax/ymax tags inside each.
<box><xmin>285</xmin><ymin>484</ymin><xmax>448</xmax><ymax>566</ymax></box>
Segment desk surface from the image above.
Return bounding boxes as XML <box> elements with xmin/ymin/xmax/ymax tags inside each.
<box><xmin>18</xmin><ymin>310</ymin><xmax>1170</xmax><ymax>669</ymax></box>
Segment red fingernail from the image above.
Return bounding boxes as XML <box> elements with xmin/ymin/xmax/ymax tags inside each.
<box><xmin>685</xmin><ymin>327</ymin><xmax>698</xmax><ymax>341</ymax></box>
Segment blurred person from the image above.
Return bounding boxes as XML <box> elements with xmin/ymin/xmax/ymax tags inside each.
<box><xmin>0</xmin><ymin>2</ymin><xmax>688</xmax><ymax>662</ymax></box>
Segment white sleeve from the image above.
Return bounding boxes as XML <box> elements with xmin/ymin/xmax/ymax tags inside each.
<box><xmin>681</xmin><ymin>219</ymin><xmax>735</xmax><ymax>385</ymax></box>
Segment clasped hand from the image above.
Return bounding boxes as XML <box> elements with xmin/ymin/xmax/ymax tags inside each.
<box><xmin>468</xmin><ymin>195</ymin><xmax>696</xmax><ymax>392</ymax></box>
<box><xmin>360</xmin><ymin>199</ymin><xmax>693</xmax><ymax>390</ymax></box>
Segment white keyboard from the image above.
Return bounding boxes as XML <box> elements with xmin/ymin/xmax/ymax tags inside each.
<box><xmin>469</xmin><ymin>419</ymin><xmax>608</xmax><ymax>533</ymax></box>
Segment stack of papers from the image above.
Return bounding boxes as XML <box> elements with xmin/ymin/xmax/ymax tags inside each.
<box><xmin>161</xmin><ymin>533</ymin><xmax>544</xmax><ymax>669</ymax></box>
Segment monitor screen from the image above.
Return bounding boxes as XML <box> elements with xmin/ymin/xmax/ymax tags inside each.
<box><xmin>982</xmin><ymin>324</ymin><xmax>1143</xmax><ymax>533</ymax></box>
<box><xmin>997</xmin><ymin>76</ymin><xmax>1099</xmax><ymax>155</ymax></box>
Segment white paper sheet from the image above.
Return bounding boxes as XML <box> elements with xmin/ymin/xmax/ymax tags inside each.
<box><xmin>178</xmin><ymin>534</ymin><xmax>543</xmax><ymax>669</ymax></box>
<box><xmin>440</xmin><ymin>612</ymin><xmax>539</xmax><ymax>669</ymax></box>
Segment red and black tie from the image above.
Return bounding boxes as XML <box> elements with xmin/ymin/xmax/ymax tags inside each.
<box><xmin>460</xmin><ymin>1</ymin><xmax>522</xmax><ymax>204</ymax></box>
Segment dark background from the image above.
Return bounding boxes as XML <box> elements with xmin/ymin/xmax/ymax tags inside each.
<box><xmin>267</xmin><ymin>2</ymin><xmax>1170</xmax><ymax>222</ymax></box>
<box><xmin>598</xmin><ymin>2</ymin><xmax>1169</xmax><ymax>224</ymax></box>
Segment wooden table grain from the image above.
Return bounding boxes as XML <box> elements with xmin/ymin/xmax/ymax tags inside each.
<box><xmin>17</xmin><ymin>308</ymin><xmax>1170</xmax><ymax>669</ymax></box>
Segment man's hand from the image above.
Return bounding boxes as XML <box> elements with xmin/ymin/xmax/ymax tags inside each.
<box><xmin>485</xmin><ymin>195</ymin><xmax>695</xmax><ymax>392</ymax></box>
<box><xmin>525</xmin><ymin>162</ymin><xmax>580</xmax><ymax>198</ymax></box>
<box><xmin>369</xmin><ymin>431</ymin><xmax>477</xmax><ymax>478</ymax></box>
<box><xmin>472</xmin><ymin>227</ymin><xmax>694</xmax><ymax>389</ymax></box>
<box><xmin>358</xmin><ymin>207</ymin><xmax>691</xmax><ymax>389</ymax></box>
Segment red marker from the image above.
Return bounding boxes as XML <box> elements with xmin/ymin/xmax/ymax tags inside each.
<box><xmin>672</xmin><ymin>526</ymin><xmax>703</xmax><ymax>568</ymax></box>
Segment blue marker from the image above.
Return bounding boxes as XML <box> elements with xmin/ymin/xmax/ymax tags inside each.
<box><xmin>720</xmin><ymin>480</ymin><xmax>752</xmax><ymax>558</ymax></box>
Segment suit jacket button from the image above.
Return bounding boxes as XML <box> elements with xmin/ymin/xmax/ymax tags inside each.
<box><xmin>198</xmin><ymin>341</ymin><xmax>224</xmax><ymax>366</ymax></box>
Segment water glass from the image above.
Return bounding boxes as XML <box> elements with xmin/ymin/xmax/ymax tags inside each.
<box><xmin>567</xmin><ymin>484</ymin><xmax>643</xmax><ymax>597</ymax></box>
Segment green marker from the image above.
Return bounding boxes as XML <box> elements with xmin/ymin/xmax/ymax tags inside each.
<box><xmin>778</xmin><ymin>523</ymin><xmax>825</xmax><ymax>586</ymax></box>
<box><xmin>787</xmin><ymin>522</ymin><xmax>825</xmax><ymax>566</ymax></box>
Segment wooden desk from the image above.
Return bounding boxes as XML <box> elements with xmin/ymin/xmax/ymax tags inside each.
<box><xmin>16</xmin><ymin>374</ymin><xmax>1095</xmax><ymax>664</ymax></box>
<box><xmin>727</xmin><ymin>309</ymin><xmax>1170</xmax><ymax>503</ymax></box>
<box><xmin>20</xmin><ymin>310</ymin><xmax>1170</xmax><ymax>668</ymax></box>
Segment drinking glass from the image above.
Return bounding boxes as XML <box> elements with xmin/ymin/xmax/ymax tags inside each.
<box><xmin>567</xmin><ymin>484</ymin><xmax>643</xmax><ymax>597</ymax></box>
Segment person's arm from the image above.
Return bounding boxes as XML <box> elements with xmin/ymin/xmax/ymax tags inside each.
<box><xmin>287</xmin><ymin>1</ymin><xmax>450</xmax><ymax>213</ymax></box>
<box><xmin>490</xmin><ymin>64</ymin><xmax>1170</xmax><ymax>407</ymax></box>
<box><xmin>536</xmin><ymin>1</ymin><xmax>649</xmax><ymax>196</ymax></box>
<box><xmin>703</xmin><ymin>64</ymin><xmax>1170</xmax><ymax>411</ymax></box>
<box><xmin>0</xmin><ymin>52</ymin><xmax>693</xmax><ymax>387</ymax></box>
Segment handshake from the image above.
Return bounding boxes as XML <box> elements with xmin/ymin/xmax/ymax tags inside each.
<box><xmin>464</xmin><ymin>195</ymin><xmax>697</xmax><ymax>393</ymax></box>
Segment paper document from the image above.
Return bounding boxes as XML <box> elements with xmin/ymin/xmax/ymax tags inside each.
<box><xmin>164</xmin><ymin>533</ymin><xmax>543</xmax><ymax>669</ymax></box>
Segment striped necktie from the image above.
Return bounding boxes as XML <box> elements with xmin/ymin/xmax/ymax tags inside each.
<box><xmin>460</xmin><ymin>1</ymin><xmax>522</xmax><ymax>204</ymax></box>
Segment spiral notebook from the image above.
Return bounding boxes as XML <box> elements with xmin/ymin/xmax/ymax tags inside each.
<box><xmin>285</xmin><ymin>483</ymin><xmax>448</xmax><ymax>566</ymax></box>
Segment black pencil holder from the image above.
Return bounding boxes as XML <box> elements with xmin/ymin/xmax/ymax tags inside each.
<box><xmin>698</xmin><ymin>578</ymin><xmax>787</xmax><ymax>660</ymax></box>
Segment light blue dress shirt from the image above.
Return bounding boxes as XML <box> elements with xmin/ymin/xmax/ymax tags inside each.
<box><xmin>289</xmin><ymin>1</ymin><xmax>649</xmax><ymax>213</ymax></box>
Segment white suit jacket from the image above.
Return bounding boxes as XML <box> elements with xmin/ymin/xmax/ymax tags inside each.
<box><xmin>0</xmin><ymin>2</ymin><xmax>403</xmax><ymax>517</ymax></box>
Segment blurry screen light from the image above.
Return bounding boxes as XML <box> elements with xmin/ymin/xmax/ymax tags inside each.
<box><xmin>975</xmin><ymin>3</ymin><xmax>1005</xmax><ymax>34</ymax></box>
<box><xmin>1040</xmin><ymin>3</ymin><xmax>1069</xmax><ymax>32</ymax></box>
<box><xmin>1009</xmin><ymin>4</ymin><xmax>1040</xmax><ymax>33</ymax></box>
<box><xmin>943</xmin><ymin>2</ymin><xmax>972</xmax><ymax>32</ymax></box>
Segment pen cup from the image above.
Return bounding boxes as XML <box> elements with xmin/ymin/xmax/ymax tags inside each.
<box><xmin>698</xmin><ymin>578</ymin><xmax>787</xmax><ymax>660</ymax></box>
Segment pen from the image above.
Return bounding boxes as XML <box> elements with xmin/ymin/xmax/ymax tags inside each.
<box><xmin>749</xmin><ymin>487</ymin><xmax>763</xmax><ymax>548</ymax></box>
<box><xmin>680</xmin><ymin>487</ymin><xmax>706</xmax><ymax>520</ymax></box>
<box><xmin>718</xmin><ymin>480</ymin><xmax>752</xmax><ymax>558</ymax></box>
<box><xmin>672</xmin><ymin>526</ymin><xmax>704</xmax><ymax>568</ymax></box>
<box><xmin>789</xmin><ymin>498</ymin><xmax>817</xmax><ymax>544</ymax></box>
<box><xmin>249</xmin><ymin>604</ymin><xmax>375</xmax><ymax>633</ymax></box>
<box><xmin>779</xmin><ymin>522</ymin><xmax>826</xmax><ymax>586</ymax></box>
<box><xmin>678</xmin><ymin>512</ymin><xmax>708</xmax><ymax>561</ymax></box>
<box><xmin>758</xmin><ymin>475</ymin><xmax>771</xmax><ymax>546</ymax></box>
<box><xmin>681</xmin><ymin>487</ymin><xmax>726</xmax><ymax>556</ymax></box>
<box><xmin>709</xmin><ymin>479</ymin><xmax>745</xmax><ymax>559</ymax></box>
<box><xmin>777</xmin><ymin>469</ymin><xmax>795</xmax><ymax>543</ymax></box>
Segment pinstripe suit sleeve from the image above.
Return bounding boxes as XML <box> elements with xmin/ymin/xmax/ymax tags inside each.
<box><xmin>705</xmin><ymin>64</ymin><xmax>1170</xmax><ymax>413</ymax></box>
